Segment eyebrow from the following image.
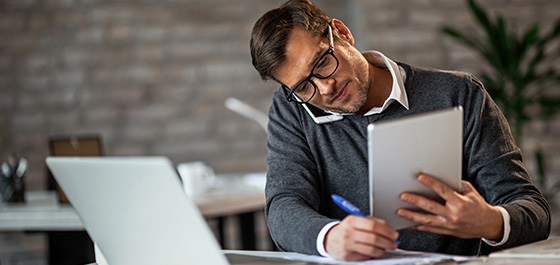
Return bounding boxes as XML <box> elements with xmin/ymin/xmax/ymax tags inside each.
<box><xmin>308</xmin><ymin>49</ymin><xmax>324</xmax><ymax>71</ymax></box>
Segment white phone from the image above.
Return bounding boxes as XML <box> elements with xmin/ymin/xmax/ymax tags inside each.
<box><xmin>302</xmin><ymin>103</ymin><xmax>344</xmax><ymax>124</ymax></box>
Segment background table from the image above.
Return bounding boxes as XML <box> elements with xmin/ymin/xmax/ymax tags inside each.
<box><xmin>0</xmin><ymin>173</ymin><xmax>267</xmax><ymax>265</ymax></box>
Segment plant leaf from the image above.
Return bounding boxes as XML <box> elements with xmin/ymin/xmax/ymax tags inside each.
<box><xmin>521</xmin><ymin>24</ymin><xmax>540</xmax><ymax>50</ymax></box>
<box><xmin>468</xmin><ymin>0</ymin><xmax>493</xmax><ymax>38</ymax></box>
<box><xmin>540</xmin><ymin>97</ymin><xmax>560</xmax><ymax>109</ymax></box>
<box><xmin>441</xmin><ymin>0</ymin><xmax>560</xmax><ymax>132</ymax></box>
<box><xmin>538</xmin><ymin>19</ymin><xmax>560</xmax><ymax>46</ymax></box>
<box><xmin>441</xmin><ymin>27</ymin><xmax>479</xmax><ymax>49</ymax></box>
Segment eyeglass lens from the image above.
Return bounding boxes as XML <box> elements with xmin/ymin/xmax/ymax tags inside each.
<box><xmin>292</xmin><ymin>53</ymin><xmax>337</xmax><ymax>102</ymax></box>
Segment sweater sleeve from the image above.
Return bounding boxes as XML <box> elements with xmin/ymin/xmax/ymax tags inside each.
<box><xmin>264</xmin><ymin>89</ymin><xmax>337</xmax><ymax>255</ymax></box>
<box><xmin>461</xmin><ymin>75</ymin><xmax>551</xmax><ymax>250</ymax></box>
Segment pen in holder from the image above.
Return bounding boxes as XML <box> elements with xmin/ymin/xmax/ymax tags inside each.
<box><xmin>1</xmin><ymin>155</ymin><xmax>27</xmax><ymax>203</ymax></box>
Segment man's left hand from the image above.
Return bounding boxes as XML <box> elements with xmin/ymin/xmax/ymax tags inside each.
<box><xmin>397</xmin><ymin>173</ymin><xmax>504</xmax><ymax>241</ymax></box>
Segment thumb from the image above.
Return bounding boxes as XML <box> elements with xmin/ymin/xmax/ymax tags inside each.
<box><xmin>460</xmin><ymin>180</ymin><xmax>474</xmax><ymax>194</ymax></box>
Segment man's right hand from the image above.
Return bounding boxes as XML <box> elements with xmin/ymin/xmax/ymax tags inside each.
<box><xmin>324</xmin><ymin>215</ymin><xmax>399</xmax><ymax>261</ymax></box>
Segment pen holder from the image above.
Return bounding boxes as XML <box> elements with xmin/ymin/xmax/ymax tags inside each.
<box><xmin>2</xmin><ymin>175</ymin><xmax>25</xmax><ymax>203</ymax></box>
<box><xmin>1</xmin><ymin>155</ymin><xmax>27</xmax><ymax>203</ymax></box>
<box><xmin>1</xmin><ymin>175</ymin><xmax>12</xmax><ymax>202</ymax></box>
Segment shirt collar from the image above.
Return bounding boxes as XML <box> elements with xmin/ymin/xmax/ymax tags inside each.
<box><xmin>361</xmin><ymin>51</ymin><xmax>409</xmax><ymax>116</ymax></box>
<box><xmin>323</xmin><ymin>51</ymin><xmax>409</xmax><ymax>116</ymax></box>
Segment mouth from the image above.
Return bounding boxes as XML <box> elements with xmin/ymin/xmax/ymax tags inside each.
<box><xmin>331</xmin><ymin>81</ymin><xmax>349</xmax><ymax>103</ymax></box>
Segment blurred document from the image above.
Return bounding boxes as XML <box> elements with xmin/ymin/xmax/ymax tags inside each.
<box><xmin>225</xmin><ymin>249</ymin><xmax>474</xmax><ymax>265</ymax></box>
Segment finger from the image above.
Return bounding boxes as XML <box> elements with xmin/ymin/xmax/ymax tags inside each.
<box><xmin>347</xmin><ymin>216</ymin><xmax>399</xmax><ymax>240</ymax></box>
<box><xmin>411</xmin><ymin>225</ymin><xmax>455</xmax><ymax>236</ymax></box>
<box><xmin>348</xmin><ymin>242</ymin><xmax>388</xmax><ymax>258</ymax></box>
<box><xmin>352</xmin><ymin>229</ymin><xmax>398</xmax><ymax>250</ymax></box>
<box><xmin>417</xmin><ymin>173</ymin><xmax>460</xmax><ymax>202</ymax></box>
<box><xmin>397</xmin><ymin>208</ymin><xmax>448</xmax><ymax>228</ymax></box>
<box><xmin>460</xmin><ymin>180</ymin><xmax>475</xmax><ymax>194</ymax></box>
<box><xmin>400</xmin><ymin>192</ymin><xmax>447</xmax><ymax>216</ymax></box>
<box><xmin>338</xmin><ymin>251</ymin><xmax>379</xmax><ymax>261</ymax></box>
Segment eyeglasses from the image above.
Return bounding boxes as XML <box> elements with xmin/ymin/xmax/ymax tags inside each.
<box><xmin>283</xmin><ymin>25</ymin><xmax>339</xmax><ymax>103</ymax></box>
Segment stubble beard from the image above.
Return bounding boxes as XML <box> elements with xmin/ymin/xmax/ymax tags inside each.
<box><xmin>329</xmin><ymin>87</ymin><xmax>368</xmax><ymax>113</ymax></box>
<box><xmin>321</xmin><ymin>79</ymin><xmax>370</xmax><ymax>114</ymax></box>
<box><xmin>312</xmin><ymin>50</ymin><xmax>372</xmax><ymax>114</ymax></box>
<box><xmin>323</xmin><ymin>53</ymin><xmax>372</xmax><ymax>114</ymax></box>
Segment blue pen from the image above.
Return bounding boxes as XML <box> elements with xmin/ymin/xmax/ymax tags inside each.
<box><xmin>331</xmin><ymin>194</ymin><xmax>366</xmax><ymax>217</ymax></box>
<box><xmin>331</xmin><ymin>194</ymin><xmax>400</xmax><ymax>244</ymax></box>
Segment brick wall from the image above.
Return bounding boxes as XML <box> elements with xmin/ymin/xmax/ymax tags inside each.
<box><xmin>0</xmin><ymin>0</ymin><xmax>559</xmax><ymax>264</ymax></box>
<box><xmin>0</xmin><ymin>0</ymin><xmax>292</xmax><ymax>191</ymax></box>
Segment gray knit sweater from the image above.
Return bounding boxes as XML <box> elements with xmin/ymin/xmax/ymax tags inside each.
<box><xmin>264</xmin><ymin>62</ymin><xmax>550</xmax><ymax>256</ymax></box>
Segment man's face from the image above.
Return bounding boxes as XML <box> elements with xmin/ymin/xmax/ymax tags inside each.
<box><xmin>273</xmin><ymin>26</ymin><xmax>371</xmax><ymax>114</ymax></box>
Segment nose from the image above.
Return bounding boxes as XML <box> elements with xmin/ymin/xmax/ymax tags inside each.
<box><xmin>313</xmin><ymin>77</ymin><xmax>336</xmax><ymax>96</ymax></box>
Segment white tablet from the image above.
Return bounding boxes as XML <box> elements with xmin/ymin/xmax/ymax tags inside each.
<box><xmin>368</xmin><ymin>107</ymin><xmax>463</xmax><ymax>230</ymax></box>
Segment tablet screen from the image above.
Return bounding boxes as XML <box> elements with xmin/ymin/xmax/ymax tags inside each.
<box><xmin>368</xmin><ymin>107</ymin><xmax>463</xmax><ymax>229</ymax></box>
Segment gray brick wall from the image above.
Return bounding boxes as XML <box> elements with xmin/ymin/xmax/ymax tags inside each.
<box><xmin>0</xmin><ymin>0</ymin><xmax>559</xmax><ymax>264</ymax></box>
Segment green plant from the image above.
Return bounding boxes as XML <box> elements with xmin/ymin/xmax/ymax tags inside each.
<box><xmin>441</xmin><ymin>0</ymin><xmax>560</xmax><ymax>203</ymax></box>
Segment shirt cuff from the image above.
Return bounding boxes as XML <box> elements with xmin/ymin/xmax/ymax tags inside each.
<box><xmin>482</xmin><ymin>206</ymin><xmax>511</xmax><ymax>247</ymax></box>
<box><xmin>316</xmin><ymin>221</ymin><xmax>340</xmax><ymax>257</ymax></box>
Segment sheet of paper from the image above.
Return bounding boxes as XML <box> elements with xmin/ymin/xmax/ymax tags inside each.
<box><xmin>224</xmin><ymin>249</ymin><xmax>474</xmax><ymax>265</ymax></box>
<box><xmin>283</xmin><ymin>249</ymin><xmax>473</xmax><ymax>264</ymax></box>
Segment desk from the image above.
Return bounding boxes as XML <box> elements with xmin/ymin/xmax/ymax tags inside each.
<box><xmin>0</xmin><ymin>173</ymin><xmax>267</xmax><ymax>264</ymax></box>
<box><xmin>84</xmin><ymin>237</ymin><xmax>560</xmax><ymax>265</ymax></box>
<box><xmin>0</xmin><ymin>191</ymin><xmax>82</xmax><ymax>231</ymax></box>
<box><xmin>0</xmin><ymin>174</ymin><xmax>265</xmax><ymax>228</ymax></box>
<box><xmin>225</xmin><ymin>238</ymin><xmax>560</xmax><ymax>265</ymax></box>
<box><xmin>0</xmin><ymin>174</ymin><xmax>266</xmax><ymax>229</ymax></box>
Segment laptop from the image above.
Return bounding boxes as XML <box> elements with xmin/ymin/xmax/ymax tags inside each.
<box><xmin>46</xmin><ymin>157</ymin><xmax>312</xmax><ymax>265</ymax></box>
<box><xmin>368</xmin><ymin>107</ymin><xmax>463</xmax><ymax>230</ymax></box>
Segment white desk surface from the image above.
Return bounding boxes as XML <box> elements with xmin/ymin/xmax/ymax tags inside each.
<box><xmin>224</xmin><ymin>239</ymin><xmax>560</xmax><ymax>265</ymax></box>
<box><xmin>84</xmin><ymin>238</ymin><xmax>560</xmax><ymax>265</ymax></box>
<box><xmin>0</xmin><ymin>173</ymin><xmax>265</xmax><ymax>231</ymax></box>
<box><xmin>0</xmin><ymin>191</ymin><xmax>82</xmax><ymax>231</ymax></box>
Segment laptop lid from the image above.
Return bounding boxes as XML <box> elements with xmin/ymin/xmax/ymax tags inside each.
<box><xmin>46</xmin><ymin>157</ymin><xmax>229</xmax><ymax>265</ymax></box>
<box><xmin>368</xmin><ymin>107</ymin><xmax>463</xmax><ymax>230</ymax></box>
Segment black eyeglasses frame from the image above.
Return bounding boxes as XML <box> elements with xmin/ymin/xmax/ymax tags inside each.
<box><xmin>283</xmin><ymin>25</ymin><xmax>339</xmax><ymax>103</ymax></box>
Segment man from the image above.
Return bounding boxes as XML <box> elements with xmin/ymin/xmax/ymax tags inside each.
<box><xmin>250</xmin><ymin>0</ymin><xmax>550</xmax><ymax>261</ymax></box>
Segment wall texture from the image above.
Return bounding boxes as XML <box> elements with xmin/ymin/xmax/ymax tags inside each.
<box><xmin>0</xmin><ymin>0</ymin><xmax>559</xmax><ymax>264</ymax></box>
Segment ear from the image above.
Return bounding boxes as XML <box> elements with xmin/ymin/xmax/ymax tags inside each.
<box><xmin>330</xmin><ymin>19</ymin><xmax>354</xmax><ymax>46</ymax></box>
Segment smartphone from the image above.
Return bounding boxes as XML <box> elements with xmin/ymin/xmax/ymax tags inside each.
<box><xmin>302</xmin><ymin>103</ymin><xmax>344</xmax><ymax>124</ymax></box>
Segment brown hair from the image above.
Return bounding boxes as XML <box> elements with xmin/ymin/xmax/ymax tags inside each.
<box><xmin>250</xmin><ymin>0</ymin><xmax>331</xmax><ymax>82</ymax></box>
